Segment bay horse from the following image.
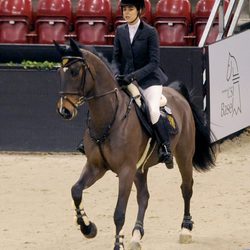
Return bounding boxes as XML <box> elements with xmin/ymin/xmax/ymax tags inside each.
<box><xmin>55</xmin><ymin>39</ymin><xmax>216</xmax><ymax>250</ymax></box>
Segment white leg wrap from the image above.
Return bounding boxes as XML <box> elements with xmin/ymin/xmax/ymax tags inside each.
<box><xmin>131</xmin><ymin>229</ymin><xmax>141</xmax><ymax>242</ymax></box>
<box><xmin>115</xmin><ymin>230</ymin><xmax>125</xmax><ymax>250</ymax></box>
<box><xmin>73</xmin><ymin>200</ymin><xmax>90</xmax><ymax>226</ymax></box>
<box><xmin>179</xmin><ymin>228</ymin><xmax>192</xmax><ymax>244</ymax></box>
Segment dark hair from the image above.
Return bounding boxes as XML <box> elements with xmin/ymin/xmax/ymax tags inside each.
<box><xmin>120</xmin><ymin>0</ymin><xmax>145</xmax><ymax>11</ymax></box>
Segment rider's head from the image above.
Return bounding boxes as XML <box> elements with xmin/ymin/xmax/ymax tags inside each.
<box><xmin>120</xmin><ymin>0</ymin><xmax>145</xmax><ymax>24</ymax></box>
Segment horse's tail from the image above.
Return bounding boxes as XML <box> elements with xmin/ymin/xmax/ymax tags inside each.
<box><xmin>168</xmin><ymin>81</ymin><xmax>216</xmax><ymax>172</ymax></box>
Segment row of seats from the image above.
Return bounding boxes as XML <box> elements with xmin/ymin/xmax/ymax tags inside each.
<box><xmin>0</xmin><ymin>0</ymin><xmax>230</xmax><ymax>46</ymax></box>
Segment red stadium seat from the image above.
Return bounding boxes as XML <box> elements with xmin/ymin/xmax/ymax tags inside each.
<box><xmin>0</xmin><ymin>0</ymin><xmax>32</xmax><ymax>43</ymax></box>
<box><xmin>114</xmin><ymin>1</ymin><xmax>125</xmax><ymax>28</ymax></box>
<box><xmin>75</xmin><ymin>0</ymin><xmax>112</xmax><ymax>45</ymax></box>
<box><xmin>193</xmin><ymin>0</ymin><xmax>229</xmax><ymax>45</ymax></box>
<box><xmin>154</xmin><ymin>0</ymin><xmax>192</xmax><ymax>46</ymax></box>
<box><xmin>35</xmin><ymin>0</ymin><xmax>72</xmax><ymax>44</ymax></box>
<box><xmin>114</xmin><ymin>0</ymin><xmax>152</xmax><ymax>28</ymax></box>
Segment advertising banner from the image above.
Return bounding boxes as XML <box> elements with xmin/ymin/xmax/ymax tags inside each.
<box><xmin>208</xmin><ymin>30</ymin><xmax>250</xmax><ymax>141</ymax></box>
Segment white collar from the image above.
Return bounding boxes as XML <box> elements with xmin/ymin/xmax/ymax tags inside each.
<box><xmin>128</xmin><ymin>20</ymin><xmax>140</xmax><ymax>43</ymax></box>
<box><xmin>128</xmin><ymin>19</ymin><xmax>140</xmax><ymax>31</ymax></box>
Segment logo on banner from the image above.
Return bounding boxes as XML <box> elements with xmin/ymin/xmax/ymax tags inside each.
<box><xmin>221</xmin><ymin>52</ymin><xmax>242</xmax><ymax>117</ymax></box>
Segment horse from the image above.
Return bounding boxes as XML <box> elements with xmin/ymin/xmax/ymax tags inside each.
<box><xmin>54</xmin><ymin>39</ymin><xmax>216</xmax><ymax>250</ymax></box>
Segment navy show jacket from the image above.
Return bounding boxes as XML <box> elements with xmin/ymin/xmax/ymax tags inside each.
<box><xmin>112</xmin><ymin>20</ymin><xmax>168</xmax><ymax>89</ymax></box>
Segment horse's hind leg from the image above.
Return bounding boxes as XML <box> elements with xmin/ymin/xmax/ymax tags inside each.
<box><xmin>71</xmin><ymin>162</ymin><xmax>106</xmax><ymax>238</ymax></box>
<box><xmin>176</xmin><ymin>155</ymin><xmax>194</xmax><ymax>244</ymax></box>
<box><xmin>129</xmin><ymin>169</ymin><xmax>149</xmax><ymax>250</ymax></box>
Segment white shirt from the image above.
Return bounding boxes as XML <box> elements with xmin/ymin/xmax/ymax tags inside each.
<box><xmin>128</xmin><ymin>20</ymin><xmax>140</xmax><ymax>43</ymax></box>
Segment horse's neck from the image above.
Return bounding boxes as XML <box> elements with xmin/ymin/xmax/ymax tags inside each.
<box><xmin>87</xmin><ymin>63</ymin><xmax>120</xmax><ymax>136</ymax></box>
<box><xmin>88</xmin><ymin>91</ymin><xmax>118</xmax><ymax>129</ymax></box>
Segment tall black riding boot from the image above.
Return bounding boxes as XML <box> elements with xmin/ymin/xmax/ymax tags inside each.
<box><xmin>76</xmin><ymin>139</ymin><xmax>85</xmax><ymax>155</ymax></box>
<box><xmin>153</xmin><ymin>116</ymin><xmax>173</xmax><ymax>169</ymax></box>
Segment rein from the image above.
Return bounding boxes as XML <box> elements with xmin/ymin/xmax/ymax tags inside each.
<box><xmin>83</xmin><ymin>88</ymin><xmax>118</xmax><ymax>102</ymax></box>
<box><xmin>86</xmin><ymin>87</ymin><xmax>119</xmax><ymax>170</ymax></box>
<box><xmin>60</xmin><ymin>56</ymin><xmax>121</xmax><ymax>168</ymax></box>
<box><xmin>87</xmin><ymin>88</ymin><xmax>119</xmax><ymax>144</ymax></box>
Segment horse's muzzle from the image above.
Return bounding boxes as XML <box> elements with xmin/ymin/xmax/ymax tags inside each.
<box><xmin>57</xmin><ymin>107</ymin><xmax>75</xmax><ymax>120</ymax></box>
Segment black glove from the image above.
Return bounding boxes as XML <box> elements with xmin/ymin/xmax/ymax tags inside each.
<box><xmin>115</xmin><ymin>75</ymin><xmax>125</xmax><ymax>81</ymax></box>
<box><xmin>123</xmin><ymin>74</ymin><xmax>136</xmax><ymax>86</ymax></box>
<box><xmin>115</xmin><ymin>74</ymin><xmax>125</xmax><ymax>85</ymax></box>
<box><xmin>115</xmin><ymin>74</ymin><xmax>135</xmax><ymax>86</ymax></box>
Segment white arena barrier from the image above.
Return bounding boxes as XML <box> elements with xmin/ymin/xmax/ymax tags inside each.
<box><xmin>208</xmin><ymin>30</ymin><xmax>250</xmax><ymax>141</ymax></box>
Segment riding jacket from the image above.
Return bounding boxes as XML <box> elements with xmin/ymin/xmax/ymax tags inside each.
<box><xmin>112</xmin><ymin>20</ymin><xmax>168</xmax><ymax>89</ymax></box>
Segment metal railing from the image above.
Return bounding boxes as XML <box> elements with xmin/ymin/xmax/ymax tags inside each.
<box><xmin>198</xmin><ymin>0</ymin><xmax>246</xmax><ymax>47</ymax></box>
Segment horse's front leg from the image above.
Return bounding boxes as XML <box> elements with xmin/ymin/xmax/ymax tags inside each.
<box><xmin>114</xmin><ymin>167</ymin><xmax>136</xmax><ymax>250</ymax></box>
<box><xmin>129</xmin><ymin>169</ymin><xmax>149</xmax><ymax>250</ymax></box>
<box><xmin>71</xmin><ymin>162</ymin><xmax>106</xmax><ymax>238</ymax></box>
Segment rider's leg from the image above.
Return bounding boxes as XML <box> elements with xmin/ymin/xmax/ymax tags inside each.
<box><xmin>141</xmin><ymin>85</ymin><xmax>173</xmax><ymax>168</ymax></box>
<box><xmin>153</xmin><ymin>116</ymin><xmax>173</xmax><ymax>168</ymax></box>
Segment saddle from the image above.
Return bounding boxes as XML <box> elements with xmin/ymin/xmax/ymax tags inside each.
<box><xmin>124</xmin><ymin>81</ymin><xmax>178</xmax><ymax>138</ymax></box>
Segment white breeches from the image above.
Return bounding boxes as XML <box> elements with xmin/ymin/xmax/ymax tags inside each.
<box><xmin>140</xmin><ymin>85</ymin><xmax>162</xmax><ymax>125</ymax></box>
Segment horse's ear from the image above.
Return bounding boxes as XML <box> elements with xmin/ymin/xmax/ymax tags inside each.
<box><xmin>54</xmin><ymin>40</ymin><xmax>66</xmax><ymax>57</ymax></box>
<box><xmin>69</xmin><ymin>38</ymin><xmax>82</xmax><ymax>57</ymax></box>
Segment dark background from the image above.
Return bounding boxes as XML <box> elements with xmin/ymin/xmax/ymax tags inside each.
<box><xmin>0</xmin><ymin>45</ymin><xmax>204</xmax><ymax>152</ymax></box>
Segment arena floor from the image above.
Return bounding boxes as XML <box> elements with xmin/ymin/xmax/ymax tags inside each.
<box><xmin>0</xmin><ymin>128</ymin><xmax>250</xmax><ymax>250</ymax></box>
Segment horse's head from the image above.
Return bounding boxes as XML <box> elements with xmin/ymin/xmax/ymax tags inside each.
<box><xmin>55</xmin><ymin>39</ymin><xmax>95</xmax><ymax>120</ymax></box>
<box><xmin>226</xmin><ymin>52</ymin><xmax>239</xmax><ymax>82</ymax></box>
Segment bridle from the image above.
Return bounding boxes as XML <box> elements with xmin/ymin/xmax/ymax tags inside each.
<box><xmin>59</xmin><ymin>56</ymin><xmax>118</xmax><ymax>108</ymax></box>
<box><xmin>59</xmin><ymin>55</ymin><xmax>120</xmax><ymax>145</ymax></box>
<box><xmin>59</xmin><ymin>56</ymin><xmax>92</xmax><ymax>109</ymax></box>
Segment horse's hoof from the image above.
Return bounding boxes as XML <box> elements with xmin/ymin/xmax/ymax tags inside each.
<box><xmin>129</xmin><ymin>241</ymin><xmax>141</xmax><ymax>250</ymax></box>
<box><xmin>179</xmin><ymin>228</ymin><xmax>192</xmax><ymax>244</ymax></box>
<box><xmin>80</xmin><ymin>222</ymin><xmax>97</xmax><ymax>239</ymax></box>
<box><xmin>114</xmin><ymin>245</ymin><xmax>125</xmax><ymax>250</ymax></box>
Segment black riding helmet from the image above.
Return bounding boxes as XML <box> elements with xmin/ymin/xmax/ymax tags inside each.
<box><xmin>120</xmin><ymin>0</ymin><xmax>145</xmax><ymax>11</ymax></box>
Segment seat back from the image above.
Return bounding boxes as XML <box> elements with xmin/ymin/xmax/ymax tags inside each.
<box><xmin>35</xmin><ymin>0</ymin><xmax>72</xmax><ymax>44</ymax></box>
<box><xmin>36</xmin><ymin>0</ymin><xmax>71</xmax><ymax>20</ymax></box>
<box><xmin>36</xmin><ymin>22</ymin><xmax>69</xmax><ymax>44</ymax></box>
<box><xmin>142</xmin><ymin>0</ymin><xmax>152</xmax><ymax>24</ymax></box>
<box><xmin>75</xmin><ymin>0</ymin><xmax>112</xmax><ymax>45</ymax></box>
<box><xmin>114</xmin><ymin>0</ymin><xmax>152</xmax><ymax>28</ymax></box>
<box><xmin>0</xmin><ymin>0</ymin><xmax>32</xmax><ymax>43</ymax></box>
<box><xmin>76</xmin><ymin>0</ymin><xmax>112</xmax><ymax>22</ymax></box>
<box><xmin>0</xmin><ymin>0</ymin><xmax>32</xmax><ymax>21</ymax></box>
<box><xmin>154</xmin><ymin>0</ymin><xmax>191</xmax><ymax>46</ymax></box>
<box><xmin>155</xmin><ymin>0</ymin><xmax>191</xmax><ymax>24</ymax></box>
<box><xmin>193</xmin><ymin>0</ymin><xmax>229</xmax><ymax>45</ymax></box>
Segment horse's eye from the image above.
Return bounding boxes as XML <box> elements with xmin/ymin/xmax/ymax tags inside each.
<box><xmin>70</xmin><ymin>68</ymin><xmax>79</xmax><ymax>77</ymax></box>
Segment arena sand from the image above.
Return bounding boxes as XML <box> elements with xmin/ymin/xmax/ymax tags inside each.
<box><xmin>0</xmin><ymin>128</ymin><xmax>249</xmax><ymax>250</ymax></box>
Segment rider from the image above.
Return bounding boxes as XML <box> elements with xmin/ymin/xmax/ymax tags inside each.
<box><xmin>112</xmin><ymin>0</ymin><xmax>173</xmax><ymax>168</ymax></box>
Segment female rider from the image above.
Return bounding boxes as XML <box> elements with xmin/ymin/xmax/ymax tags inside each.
<box><xmin>112</xmin><ymin>0</ymin><xmax>173</xmax><ymax>168</ymax></box>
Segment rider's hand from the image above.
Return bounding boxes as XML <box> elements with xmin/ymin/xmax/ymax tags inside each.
<box><xmin>123</xmin><ymin>74</ymin><xmax>135</xmax><ymax>85</ymax></box>
<box><xmin>115</xmin><ymin>74</ymin><xmax>125</xmax><ymax>86</ymax></box>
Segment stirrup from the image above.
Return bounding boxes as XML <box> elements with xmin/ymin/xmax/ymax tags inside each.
<box><xmin>159</xmin><ymin>145</ymin><xmax>173</xmax><ymax>169</ymax></box>
<box><xmin>77</xmin><ymin>142</ymin><xmax>85</xmax><ymax>155</ymax></box>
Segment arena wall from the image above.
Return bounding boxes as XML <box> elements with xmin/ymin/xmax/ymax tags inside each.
<box><xmin>0</xmin><ymin>46</ymin><xmax>204</xmax><ymax>152</ymax></box>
